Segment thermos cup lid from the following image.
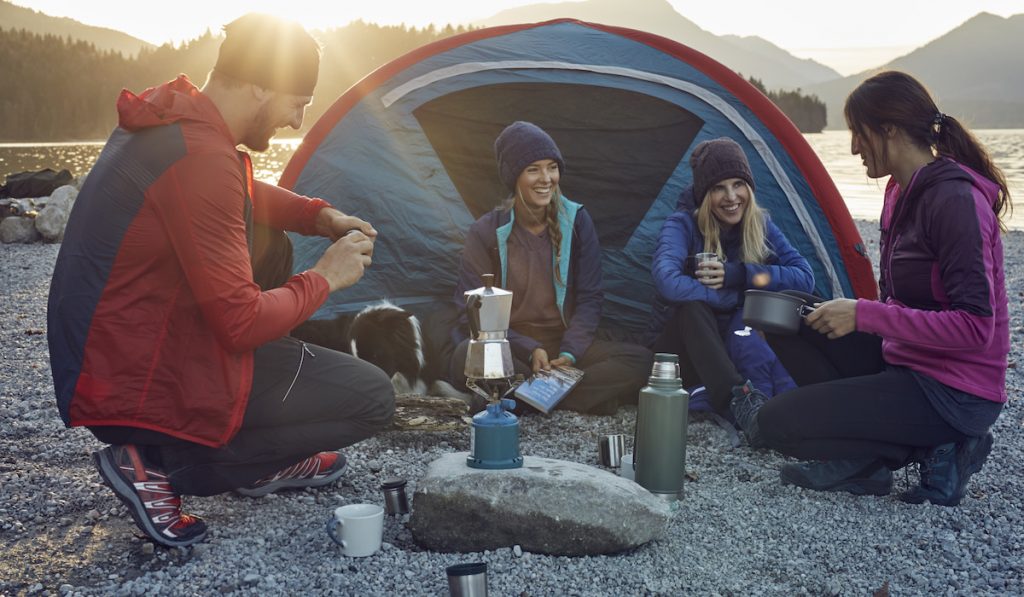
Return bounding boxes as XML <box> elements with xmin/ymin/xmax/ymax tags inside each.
<box><xmin>381</xmin><ymin>477</ymin><xmax>407</xmax><ymax>490</ymax></box>
<box><xmin>447</xmin><ymin>562</ymin><xmax>487</xmax><ymax>576</ymax></box>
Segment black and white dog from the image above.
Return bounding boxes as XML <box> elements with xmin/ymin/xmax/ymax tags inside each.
<box><xmin>291</xmin><ymin>301</ymin><xmax>465</xmax><ymax>398</ymax></box>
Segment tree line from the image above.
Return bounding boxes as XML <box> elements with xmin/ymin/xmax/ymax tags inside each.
<box><xmin>0</xmin><ymin>23</ymin><xmax>827</xmax><ymax>142</ymax></box>
<box><xmin>747</xmin><ymin>77</ymin><xmax>827</xmax><ymax>134</ymax></box>
<box><xmin>0</xmin><ymin>22</ymin><xmax>468</xmax><ymax>142</ymax></box>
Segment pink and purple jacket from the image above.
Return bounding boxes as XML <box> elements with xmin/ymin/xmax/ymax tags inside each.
<box><xmin>856</xmin><ymin>158</ymin><xmax>1009</xmax><ymax>403</ymax></box>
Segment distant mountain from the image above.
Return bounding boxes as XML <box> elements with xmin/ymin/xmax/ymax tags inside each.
<box><xmin>808</xmin><ymin>12</ymin><xmax>1024</xmax><ymax>129</ymax></box>
<box><xmin>475</xmin><ymin>0</ymin><xmax>842</xmax><ymax>91</ymax></box>
<box><xmin>0</xmin><ymin>0</ymin><xmax>153</xmax><ymax>56</ymax></box>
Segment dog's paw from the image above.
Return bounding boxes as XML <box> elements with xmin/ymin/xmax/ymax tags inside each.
<box><xmin>392</xmin><ymin>372</ymin><xmax>427</xmax><ymax>396</ymax></box>
<box><xmin>429</xmin><ymin>379</ymin><xmax>472</xmax><ymax>401</ymax></box>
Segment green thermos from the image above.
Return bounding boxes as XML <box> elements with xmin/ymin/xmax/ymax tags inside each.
<box><xmin>633</xmin><ymin>353</ymin><xmax>689</xmax><ymax>501</ymax></box>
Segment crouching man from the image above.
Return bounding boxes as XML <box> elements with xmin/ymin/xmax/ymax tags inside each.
<box><xmin>46</xmin><ymin>13</ymin><xmax>394</xmax><ymax>547</ymax></box>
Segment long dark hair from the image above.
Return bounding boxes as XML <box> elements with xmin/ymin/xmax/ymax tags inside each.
<box><xmin>844</xmin><ymin>71</ymin><xmax>1012</xmax><ymax>231</ymax></box>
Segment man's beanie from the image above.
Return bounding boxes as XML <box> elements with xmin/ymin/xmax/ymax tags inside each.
<box><xmin>494</xmin><ymin>121</ymin><xmax>566</xmax><ymax>190</ymax></box>
<box><xmin>214</xmin><ymin>13</ymin><xmax>320</xmax><ymax>96</ymax></box>
<box><xmin>689</xmin><ymin>137</ymin><xmax>755</xmax><ymax>206</ymax></box>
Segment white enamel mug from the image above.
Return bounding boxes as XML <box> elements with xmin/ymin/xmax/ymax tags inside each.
<box><xmin>326</xmin><ymin>503</ymin><xmax>384</xmax><ymax>557</ymax></box>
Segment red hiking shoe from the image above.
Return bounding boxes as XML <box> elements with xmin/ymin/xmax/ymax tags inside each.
<box><xmin>93</xmin><ymin>445</ymin><xmax>207</xmax><ymax>547</ymax></box>
<box><xmin>236</xmin><ymin>451</ymin><xmax>348</xmax><ymax>497</ymax></box>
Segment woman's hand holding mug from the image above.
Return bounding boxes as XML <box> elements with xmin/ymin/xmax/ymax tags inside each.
<box><xmin>695</xmin><ymin>252</ymin><xmax>724</xmax><ymax>289</ymax></box>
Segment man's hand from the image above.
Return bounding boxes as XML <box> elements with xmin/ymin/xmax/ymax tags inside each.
<box><xmin>805</xmin><ymin>298</ymin><xmax>857</xmax><ymax>339</ymax></box>
<box><xmin>309</xmin><ymin>231</ymin><xmax>374</xmax><ymax>292</ymax></box>
<box><xmin>315</xmin><ymin>207</ymin><xmax>377</xmax><ymax>241</ymax></box>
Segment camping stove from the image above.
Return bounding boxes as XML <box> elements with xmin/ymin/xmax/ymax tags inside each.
<box><xmin>463</xmin><ymin>275</ymin><xmax>523</xmax><ymax>469</ymax></box>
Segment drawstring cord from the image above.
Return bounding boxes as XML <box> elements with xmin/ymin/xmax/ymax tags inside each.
<box><xmin>282</xmin><ymin>342</ymin><xmax>316</xmax><ymax>402</ymax></box>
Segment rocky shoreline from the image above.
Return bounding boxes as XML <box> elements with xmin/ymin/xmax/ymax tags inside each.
<box><xmin>1</xmin><ymin>220</ymin><xmax>1022</xmax><ymax>596</ymax></box>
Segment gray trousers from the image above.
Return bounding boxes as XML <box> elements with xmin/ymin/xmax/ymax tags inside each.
<box><xmin>92</xmin><ymin>336</ymin><xmax>395</xmax><ymax>496</ymax></box>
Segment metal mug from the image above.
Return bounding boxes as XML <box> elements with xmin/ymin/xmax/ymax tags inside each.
<box><xmin>598</xmin><ymin>434</ymin><xmax>626</xmax><ymax>467</ymax></box>
<box><xmin>447</xmin><ymin>562</ymin><xmax>488</xmax><ymax>597</ymax></box>
<box><xmin>381</xmin><ymin>477</ymin><xmax>410</xmax><ymax>515</ymax></box>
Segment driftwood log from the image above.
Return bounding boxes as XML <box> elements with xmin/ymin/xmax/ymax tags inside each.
<box><xmin>392</xmin><ymin>394</ymin><xmax>471</xmax><ymax>432</ymax></box>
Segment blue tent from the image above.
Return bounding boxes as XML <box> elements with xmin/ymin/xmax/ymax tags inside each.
<box><xmin>281</xmin><ymin>19</ymin><xmax>875</xmax><ymax>336</ymax></box>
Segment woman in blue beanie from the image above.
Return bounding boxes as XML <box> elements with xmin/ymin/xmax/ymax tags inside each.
<box><xmin>647</xmin><ymin>137</ymin><xmax>814</xmax><ymax>445</ymax></box>
<box><xmin>450</xmin><ymin>121</ymin><xmax>652</xmax><ymax>415</ymax></box>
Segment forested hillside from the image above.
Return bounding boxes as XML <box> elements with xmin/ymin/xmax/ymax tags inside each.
<box><xmin>0</xmin><ymin>21</ymin><xmax>827</xmax><ymax>142</ymax></box>
<box><xmin>0</xmin><ymin>22</ymin><xmax>468</xmax><ymax>141</ymax></box>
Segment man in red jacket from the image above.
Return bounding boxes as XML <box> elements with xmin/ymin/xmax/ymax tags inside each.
<box><xmin>47</xmin><ymin>13</ymin><xmax>395</xmax><ymax>547</ymax></box>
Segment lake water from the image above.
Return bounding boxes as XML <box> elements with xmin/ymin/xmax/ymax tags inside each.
<box><xmin>2</xmin><ymin>130</ymin><xmax>1022</xmax><ymax>229</ymax></box>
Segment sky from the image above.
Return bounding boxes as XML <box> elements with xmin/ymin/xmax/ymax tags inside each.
<box><xmin>11</xmin><ymin>0</ymin><xmax>1024</xmax><ymax>75</ymax></box>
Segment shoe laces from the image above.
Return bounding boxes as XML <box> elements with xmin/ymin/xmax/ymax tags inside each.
<box><xmin>254</xmin><ymin>454</ymin><xmax>324</xmax><ymax>485</ymax></box>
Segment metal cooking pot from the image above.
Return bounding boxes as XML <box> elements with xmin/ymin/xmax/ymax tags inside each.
<box><xmin>742</xmin><ymin>290</ymin><xmax>815</xmax><ymax>335</ymax></box>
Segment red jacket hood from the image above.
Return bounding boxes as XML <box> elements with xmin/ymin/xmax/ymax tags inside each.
<box><xmin>116</xmin><ymin>75</ymin><xmax>233</xmax><ymax>142</ymax></box>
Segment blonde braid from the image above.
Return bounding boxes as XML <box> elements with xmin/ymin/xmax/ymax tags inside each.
<box><xmin>547</xmin><ymin>186</ymin><xmax>564</xmax><ymax>284</ymax></box>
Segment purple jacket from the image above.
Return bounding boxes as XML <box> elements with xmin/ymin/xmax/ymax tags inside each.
<box><xmin>857</xmin><ymin>158</ymin><xmax>1009</xmax><ymax>403</ymax></box>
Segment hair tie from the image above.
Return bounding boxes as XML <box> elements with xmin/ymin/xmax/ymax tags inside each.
<box><xmin>930</xmin><ymin>112</ymin><xmax>948</xmax><ymax>142</ymax></box>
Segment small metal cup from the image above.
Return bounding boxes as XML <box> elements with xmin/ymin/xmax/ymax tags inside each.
<box><xmin>447</xmin><ymin>562</ymin><xmax>487</xmax><ymax>597</ymax></box>
<box><xmin>598</xmin><ymin>434</ymin><xmax>626</xmax><ymax>467</ymax></box>
<box><xmin>381</xmin><ymin>477</ymin><xmax>410</xmax><ymax>515</ymax></box>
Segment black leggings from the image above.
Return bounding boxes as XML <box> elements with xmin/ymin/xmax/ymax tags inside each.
<box><xmin>759</xmin><ymin>324</ymin><xmax>966</xmax><ymax>469</ymax></box>
<box><xmin>652</xmin><ymin>301</ymin><xmax>742</xmax><ymax>414</ymax></box>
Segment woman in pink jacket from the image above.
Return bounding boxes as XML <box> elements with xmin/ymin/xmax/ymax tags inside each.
<box><xmin>757</xmin><ymin>71</ymin><xmax>1012</xmax><ymax>506</ymax></box>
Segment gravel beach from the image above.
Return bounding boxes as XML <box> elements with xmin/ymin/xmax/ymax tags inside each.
<box><xmin>1</xmin><ymin>220</ymin><xmax>1022</xmax><ymax>596</ymax></box>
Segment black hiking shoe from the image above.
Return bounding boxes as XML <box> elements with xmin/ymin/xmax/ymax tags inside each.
<box><xmin>93</xmin><ymin>445</ymin><xmax>208</xmax><ymax>547</ymax></box>
<box><xmin>729</xmin><ymin>380</ymin><xmax>768</xmax><ymax>448</ymax></box>
<box><xmin>781</xmin><ymin>458</ymin><xmax>893</xmax><ymax>496</ymax></box>
<box><xmin>236</xmin><ymin>451</ymin><xmax>348</xmax><ymax>497</ymax></box>
<box><xmin>899</xmin><ymin>432</ymin><xmax>994</xmax><ymax>507</ymax></box>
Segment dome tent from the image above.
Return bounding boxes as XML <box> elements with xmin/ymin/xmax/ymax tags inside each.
<box><xmin>281</xmin><ymin>19</ymin><xmax>875</xmax><ymax>338</ymax></box>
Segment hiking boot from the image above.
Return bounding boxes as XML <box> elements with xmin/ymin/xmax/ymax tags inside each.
<box><xmin>781</xmin><ymin>458</ymin><xmax>893</xmax><ymax>496</ymax></box>
<box><xmin>236</xmin><ymin>451</ymin><xmax>348</xmax><ymax>497</ymax></box>
<box><xmin>729</xmin><ymin>380</ymin><xmax>768</xmax><ymax>448</ymax></box>
<box><xmin>93</xmin><ymin>445</ymin><xmax>208</xmax><ymax>548</ymax></box>
<box><xmin>899</xmin><ymin>432</ymin><xmax>994</xmax><ymax>507</ymax></box>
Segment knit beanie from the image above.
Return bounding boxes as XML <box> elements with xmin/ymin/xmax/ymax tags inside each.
<box><xmin>494</xmin><ymin>121</ymin><xmax>566</xmax><ymax>190</ymax></box>
<box><xmin>214</xmin><ymin>13</ymin><xmax>320</xmax><ymax>96</ymax></box>
<box><xmin>689</xmin><ymin>137</ymin><xmax>754</xmax><ymax>207</ymax></box>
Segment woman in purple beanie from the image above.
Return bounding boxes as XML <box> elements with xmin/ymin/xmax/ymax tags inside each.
<box><xmin>647</xmin><ymin>137</ymin><xmax>815</xmax><ymax>445</ymax></box>
<box><xmin>450</xmin><ymin>121</ymin><xmax>652</xmax><ymax>415</ymax></box>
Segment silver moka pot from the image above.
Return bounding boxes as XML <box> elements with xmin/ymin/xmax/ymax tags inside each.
<box><xmin>462</xmin><ymin>274</ymin><xmax>522</xmax><ymax>470</ymax></box>
<box><xmin>463</xmin><ymin>274</ymin><xmax>515</xmax><ymax>381</ymax></box>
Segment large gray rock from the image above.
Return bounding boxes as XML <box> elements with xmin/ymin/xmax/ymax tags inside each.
<box><xmin>0</xmin><ymin>216</ymin><xmax>41</xmax><ymax>244</ymax></box>
<box><xmin>34</xmin><ymin>204</ymin><xmax>68</xmax><ymax>241</ymax></box>
<box><xmin>46</xmin><ymin>185</ymin><xmax>78</xmax><ymax>210</ymax></box>
<box><xmin>409</xmin><ymin>452</ymin><xmax>671</xmax><ymax>556</ymax></box>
